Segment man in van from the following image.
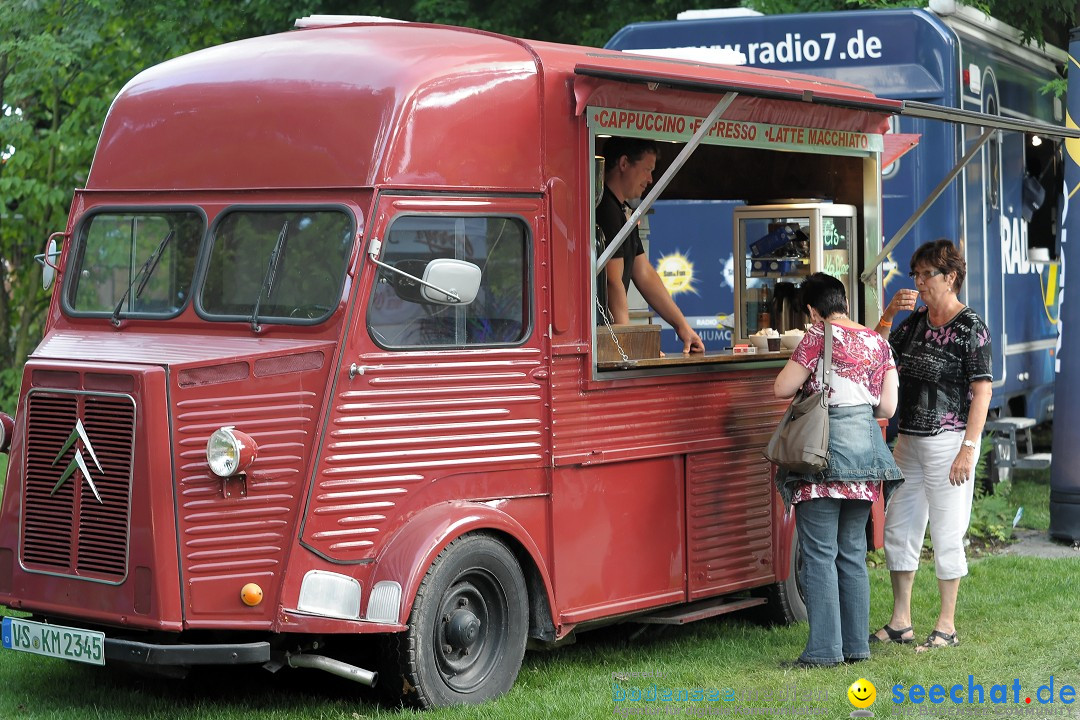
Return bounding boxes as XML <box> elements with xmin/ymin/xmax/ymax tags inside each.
<box><xmin>598</xmin><ymin>136</ymin><xmax>705</xmax><ymax>354</ymax></box>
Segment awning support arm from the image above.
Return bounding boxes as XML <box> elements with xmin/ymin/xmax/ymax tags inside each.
<box><xmin>860</xmin><ymin>127</ymin><xmax>994</xmax><ymax>284</ymax></box>
<box><xmin>596</xmin><ymin>92</ymin><xmax>737</xmax><ymax>270</ymax></box>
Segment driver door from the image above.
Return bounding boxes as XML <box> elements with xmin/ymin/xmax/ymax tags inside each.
<box><xmin>301</xmin><ymin>193</ymin><xmax>551</xmax><ymax>564</ymax></box>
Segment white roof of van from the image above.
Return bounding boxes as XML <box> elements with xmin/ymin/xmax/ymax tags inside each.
<box><xmin>293</xmin><ymin>15</ymin><xmax>406</xmax><ymax>28</ymax></box>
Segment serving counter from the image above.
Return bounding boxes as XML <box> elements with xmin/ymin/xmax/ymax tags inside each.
<box><xmin>597</xmin><ymin>347</ymin><xmax>792</xmax><ymax>371</ymax></box>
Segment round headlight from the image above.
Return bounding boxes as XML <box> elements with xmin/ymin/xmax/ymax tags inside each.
<box><xmin>206</xmin><ymin>426</ymin><xmax>257</xmax><ymax>478</ymax></box>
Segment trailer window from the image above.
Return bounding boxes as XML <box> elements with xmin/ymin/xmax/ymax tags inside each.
<box><xmin>67</xmin><ymin>211</ymin><xmax>203</xmax><ymax>316</ymax></box>
<box><xmin>368</xmin><ymin>216</ymin><xmax>528</xmax><ymax>347</ymax></box>
<box><xmin>200</xmin><ymin>209</ymin><xmax>353</xmax><ymax>322</ymax></box>
<box><xmin>985</xmin><ymin>94</ymin><xmax>1001</xmax><ymax>211</ymax></box>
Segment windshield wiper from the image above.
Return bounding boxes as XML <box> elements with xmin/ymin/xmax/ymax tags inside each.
<box><xmin>250</xmin><ymin>221</ymin><xmax>289</xmax><ymax>333</ymax></box>
<box><xmin>111</xmin><ymin>230</ymin><xmax>175</xmax><ymax>327</ymax></box>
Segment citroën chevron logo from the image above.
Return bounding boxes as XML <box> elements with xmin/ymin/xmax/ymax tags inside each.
<box><xmin>50</xmin><ymin>418</ymin><xmax>104</xmax><ymax>504</ymax></box>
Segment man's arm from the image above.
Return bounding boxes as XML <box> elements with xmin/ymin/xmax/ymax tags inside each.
<box><xmin>630</xmin><ymin>254</ymin><xmax>704</xmax><ymax>353</ymax></box>
<box><xmin>604</xmin><ymin>258</ymin><xmax>629</xmax><ymax>324</ymax></box>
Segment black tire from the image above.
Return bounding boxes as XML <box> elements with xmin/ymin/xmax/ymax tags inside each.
<box><xmin>754</xmin><ymin>528</ymin><xmax>806</xmax><ymax>625</ymax></box>
<box><xmin>391</xmin><ymin>534</ymin><xmax>528</xmax><ymax>709</ymax></box>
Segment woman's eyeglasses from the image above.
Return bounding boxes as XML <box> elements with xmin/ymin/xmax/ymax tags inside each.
<box><xmin>909</xmin><ymin>269</ymin><xmax>944</xmax><ymax>281</ymax></box>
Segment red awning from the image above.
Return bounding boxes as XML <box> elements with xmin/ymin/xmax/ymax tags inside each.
<box><xmin>882</xmin><ymin>133</ymin><xmax>921</xmax><ymax>167</ymax></box>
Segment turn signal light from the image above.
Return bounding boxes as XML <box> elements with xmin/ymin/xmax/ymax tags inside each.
<box><xmin>241</xmin><ymin>582</ymin><xmax>264</xmax><ymax>607</ymax></box>
<box><xmin>206</xmin><ymin>426</ymin><xmax>257</xmax><ymax>477</ymax></box>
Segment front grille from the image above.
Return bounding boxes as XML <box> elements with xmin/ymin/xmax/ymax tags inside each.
<box><xmin>21</xmin><ymin>390</ymin><xmax>135</xmax><ymax>582</ymax></box>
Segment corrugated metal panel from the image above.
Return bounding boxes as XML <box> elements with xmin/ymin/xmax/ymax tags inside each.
<box><xmin>304</xmin><ymin>349</ymin><xmax>545</xmax><ymax>561</ymax></box>
<box><xmin>550</xmin><ymin>355</ymin><xmax>785</xmax><ymax>462</ymax></box>
<box><xmin>686</xmin><ymin>450</ymin><xmax>774</xmax><ymax>599</ymax></box>
<box><xmin>175</xmin><ymin>387</ymin><xmax>317</xmax><ymax>612</ymax></box>
<box><xmin>549</xmin><ymin>355</ymin><xmax>785</xmax><ymax>600</ymax></box>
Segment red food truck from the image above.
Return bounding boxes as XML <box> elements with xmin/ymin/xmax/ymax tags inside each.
<box><xmin>0</xmin><ymin>15</ymin><xmax>1068</xmax><ymax>710</ymax></box>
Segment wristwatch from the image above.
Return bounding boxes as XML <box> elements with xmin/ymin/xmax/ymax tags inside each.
<box><xmin>961</xmin><ymin>439</ymin><xmax>978</xmax><ymax>451</ymax></box>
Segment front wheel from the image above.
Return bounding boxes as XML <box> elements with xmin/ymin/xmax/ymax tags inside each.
<box><xmin>392</xmin><ymin>534</ymin><xmax>528</xmax><ymax>709</ymax></box>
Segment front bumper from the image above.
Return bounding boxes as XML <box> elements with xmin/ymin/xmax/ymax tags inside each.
<box><xmin>106</xmin><ymin>638</ymin><xmax>270</xmax><ymax>665</ymax></box>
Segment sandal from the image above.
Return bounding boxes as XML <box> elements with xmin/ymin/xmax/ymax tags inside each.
<box><xmin>916</xmin><ymin>630</ymin><xmax>959</xmax><ymax>651</ymax></box>
<box><xmin>869</xmin><ymin>624</ymin><xmax>914</xmax><ymax>644</ymax></box>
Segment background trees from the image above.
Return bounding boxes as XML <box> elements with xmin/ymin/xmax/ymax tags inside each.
<box><xmin>0</xmin><ymin>0</ymin><xmax>1074</xmax><ymax>406</ymax></box>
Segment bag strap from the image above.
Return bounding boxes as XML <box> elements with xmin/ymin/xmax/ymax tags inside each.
<box><xmin>820</xmin><ymin>320</ymin><xmax>833</xmax><ymax>401</ymax></box>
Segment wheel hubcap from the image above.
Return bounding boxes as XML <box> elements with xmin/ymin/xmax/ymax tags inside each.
<box><xmin>445</xmin><ymin>606</ymin><xmax>481</xmax><ymax>650</ymax></box>
<box><xmin>434</xmin><ymin>574</ymin><xmax>507</xmax><ymax>693</ymax></box>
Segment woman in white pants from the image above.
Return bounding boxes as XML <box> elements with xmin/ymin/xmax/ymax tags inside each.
<box><xmin>871</xmin><ymin>239</ymin><xmax>993</xmax><ymax>651</ymax></box>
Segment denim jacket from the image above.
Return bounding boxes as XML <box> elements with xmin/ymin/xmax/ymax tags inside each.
<box><xmin>774</xmin><ymin>404</ymin><xmax>904</xmax><ymax>509</ymax></box>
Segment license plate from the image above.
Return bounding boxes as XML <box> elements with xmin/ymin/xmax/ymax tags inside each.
<box><xmin>1</xmin><ymin>617</ymin><xmax>105</xmax><ymax>666</ymax></box>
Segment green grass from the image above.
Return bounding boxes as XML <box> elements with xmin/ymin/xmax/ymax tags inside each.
<box><xmin>1011</xmin><ymin>470</ymin><xmax>1052</xmax><ymax>530</ymax></box>
<box><xmin>2</xmin><ymin>553</ymin><xmax>1078</xmax><ymax>719</ymax></box>
<box><xmin>964</xmin><ymin>446</ymin><xmax>1053</xmax><ymax>544</ymax></box>
<box><xmin>968</xmin><ymin>468</ymin><xmax>1052</xmax><ymax>544</ymax></box>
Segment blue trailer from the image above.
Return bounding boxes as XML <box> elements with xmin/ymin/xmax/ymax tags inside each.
<box><xmin>608</xmin><ymin>2</ymin><xmax>1066</xmax><ymax>433</ymax></box>
<box><xmin>1050</xmin><ymin>28</ymin><xmax>1080</xmax><ymax>541</ymax></box>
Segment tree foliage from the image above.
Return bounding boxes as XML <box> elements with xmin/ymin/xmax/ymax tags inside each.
<box><xmin>1</xmin><ymin>1</ymin><xmax>120</xmax><ymax>402</ymax></box>
<box><xmin>0</xmin><ymin>1</ymin><xmax>259</xmax><ymax>405</ymax></box>
<box><xmin>0</xmin><ymin>0</ymin><xmax>1074</xmax><ymax>408</ymax></box>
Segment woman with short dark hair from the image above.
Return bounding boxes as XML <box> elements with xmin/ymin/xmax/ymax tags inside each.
<box><xmin>773</xmin><ymin>272</ymin><xmax>903</xmax><ymax>667</ymax></box>
<box><xmin>871</xmin><ymin>238</ymin><xmax>993</xmax><ymax>651</ymax></box>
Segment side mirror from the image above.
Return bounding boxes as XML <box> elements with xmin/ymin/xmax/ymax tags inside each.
<box><xmin>37</xmin><ymin>233</ymin><xmax>63</xmax><ymax>291</ymax></box>
<box><xmin>367</xmin><ymin>238</ymin><xmax>481</xmax><ymax>305</ymax></box>
<box><xmin>0</xmin><ymin>412</ymin><xmax>13</xmax><ymax>453</ymax></box>
<box><xmin>421</xmin><ymin>259</ymin><xmax>481</xmax><ymax>305</ymax></box>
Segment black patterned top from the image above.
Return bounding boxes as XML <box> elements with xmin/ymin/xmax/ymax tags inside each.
<box><xmin>889</xmin><ymin>305</ymin><xmax>992</xmax><ymax>436</ymax></box>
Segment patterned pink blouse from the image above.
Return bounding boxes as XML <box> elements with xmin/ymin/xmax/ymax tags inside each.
<box><xmin>788</xmin><ymin>323</ymin><xmax>895</xmax><ymax>504</ymax></box>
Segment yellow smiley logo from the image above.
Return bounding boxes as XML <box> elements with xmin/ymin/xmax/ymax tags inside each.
<box><xmin>848</xmin><ymin>678</ymin><xmax>876</xmax><ymax>708</ymax></box>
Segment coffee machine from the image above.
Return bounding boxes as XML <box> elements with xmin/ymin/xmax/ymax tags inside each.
<box><xmin>733</xmin><ymin>202</ymin><xmax>858</xmax><ymax>344</ymax></box>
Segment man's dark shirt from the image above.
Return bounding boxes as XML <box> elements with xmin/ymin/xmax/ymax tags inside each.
<box><xmin>596</xmin><ymin>186</ymin><xmax>645</xmax><ymax>294</ymax></box>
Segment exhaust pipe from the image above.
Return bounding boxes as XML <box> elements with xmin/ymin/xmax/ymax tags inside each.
<box><xmin>286</xmin><ymin>653</ymin><xmax>378</xmax><ymax>686</ymax></box>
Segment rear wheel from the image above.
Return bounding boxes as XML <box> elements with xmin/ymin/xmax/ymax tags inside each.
<box><xmin>754</xmin><ymin>528</ymin><xmax>806</xmax><ymax>625</ymax></box>
<box><xmin>391</xmin><ymin>534</ymin><xmax>528</xmax><ymax>709</ymax></box>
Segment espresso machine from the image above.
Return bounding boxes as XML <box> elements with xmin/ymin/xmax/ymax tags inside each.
<box><xmin>733</xmin><ymin>202</ymin><xmax>858</xmax><ymax>343</ymax></box>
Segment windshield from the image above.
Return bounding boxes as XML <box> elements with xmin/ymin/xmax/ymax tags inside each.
<box><xmin>67</xmin><ymin>211</ymin><xmax>203</xmax><ymax>316</ymax></box>
<box><xmin>200</xmin><ymin>209</ymin><xmax>353</xmax><ymax>322</ymax></box>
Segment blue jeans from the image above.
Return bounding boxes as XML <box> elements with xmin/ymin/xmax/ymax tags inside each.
<box><xmin>794</xmin><ymin>498</ymin><xmax>872</xmax><ymax>664</ymax></box>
